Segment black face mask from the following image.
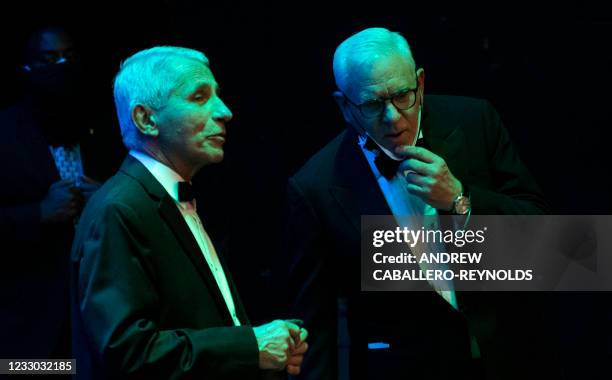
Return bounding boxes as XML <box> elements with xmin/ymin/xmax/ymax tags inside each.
<box><xmin>24</xmin><ymin>62</ymin><xmax>85</xmax><ymax>145</ymax></box>
<box><xmin>25</xmin><ymin>62</ymin><xmax>83</xmax><ymax>106</ymax></box>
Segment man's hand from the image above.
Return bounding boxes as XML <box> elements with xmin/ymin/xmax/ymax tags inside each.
<box><xmin>253</xmin><ymin>319</ymin><xmax>308</xmax><ymax>372</ymax></box>
<box><xmin>286</xmin><ymin>326</ymin><xmax>308</xmax><ymax>376</ymax></box>
<box><xmin>396</xmin><ymin>146</ymin><xmax>462</xmax><ymax>210</ymax></box>
<box><xmin>79</xmin><ymin>175</ymin><xmax>101</xmax><ymax>202</ymax></box>
<box><xmin>40</xmin><ymin>179</ymin><xmax>84</xmax><ymax>223</ymax></box>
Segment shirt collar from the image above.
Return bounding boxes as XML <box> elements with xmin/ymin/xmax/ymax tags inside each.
<box><xmin>129</xmin><ymin>150</ymin><xmax>188</xmax><ymax>204</ymax></box>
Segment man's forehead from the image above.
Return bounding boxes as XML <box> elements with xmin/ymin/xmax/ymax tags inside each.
<box><xmin>173</xmin><ymin>59</ymin><xmax>216</xmax><ymax>91</ymax></box>
<box><xmin>346</xmin><ymin>55</ymin><xmax>415</xmax><ymax>98</ymax></box>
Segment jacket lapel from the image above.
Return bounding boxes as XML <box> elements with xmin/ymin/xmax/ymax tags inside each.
<box><xmin>158</xmin><ymin>198</ymin><xmax>234</xmax><ymax>325</ymax></box>
<box><xmin>215</xmin><ymin>248</ymin><xmax>251</xmax><ymax>325</ymax></box>
<box><xmin>330</xmin><ymin>128</ymin><xmax>392</xmax><ymax>235</ymax></box>
<box><xmin>120</xmin><ymin>156</ymin><xmax>234</xmax><ymax>325</ymax></box>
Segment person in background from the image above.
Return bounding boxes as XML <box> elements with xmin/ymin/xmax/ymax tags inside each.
<box><xmin>0</xmin><ymin>26</ymin><xmax>121</xmax><ymax>359</ymax></box>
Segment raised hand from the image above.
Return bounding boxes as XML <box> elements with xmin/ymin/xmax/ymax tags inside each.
<box><xmin>396</xmin><ymin>145</ymin><xmax>462</xmax><ymax>210</ymax></box>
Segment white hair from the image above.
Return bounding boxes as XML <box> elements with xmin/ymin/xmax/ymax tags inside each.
<box><xmin>113</xmin><ymin>46</ymin><xmax>209</xmax><ymax>150</ymax></box>
<box><xmin>333</xmin><ymin>27</ymin><xmax>416</xmax><ymax>92</ymax></box>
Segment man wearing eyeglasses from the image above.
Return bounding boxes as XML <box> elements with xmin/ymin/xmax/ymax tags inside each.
<box><xmin>282</xmin><ymin>28</ymin><xmax>553</xmax><ymax>379</ymax></box>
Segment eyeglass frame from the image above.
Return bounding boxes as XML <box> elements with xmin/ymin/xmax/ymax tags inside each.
<box><xmin>340</xmin><ymin>77</ymin><xmax>421</xmax><ymax>119</ymax></box>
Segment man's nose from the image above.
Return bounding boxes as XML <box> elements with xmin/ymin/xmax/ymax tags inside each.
<box><xmin>382</xmin><ymin>100</ymin><xmax>402</xmax><ymax>123</ymax></box>
<box><xmin>214</xmin><ymin>97</ymin><xmax>233</xmax><ymax>122</ymax></box>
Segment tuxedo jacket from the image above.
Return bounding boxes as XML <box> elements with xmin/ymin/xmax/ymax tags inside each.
<box><xmin>283</xmin><ymin>95</ymin><xmax>558</xmax><ymax>379</ymax></box>
<box><xmin>71</xmin><ymin>156</ymin><xmax>266</xmax><ymax>380</ymax></box>
<box><xmin>0</xmin><ymin>102</ymin><xmax>121</xmax><ymax>358</ymax></box>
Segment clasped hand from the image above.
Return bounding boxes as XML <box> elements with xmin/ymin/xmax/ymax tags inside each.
<box><xmin>40</xmin><ymin>176</ymin><xmax>101</xmax><ymax>223</ymax></box>
<box><xmin>253</xmin><ymin>319</ymin><xmax>309</xmax><ymax>375</ymax></box>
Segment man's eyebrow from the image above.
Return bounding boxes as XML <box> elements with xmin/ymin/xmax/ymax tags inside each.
<box><xmin>187</xmin><ymin>82</ymin><xmax>213</xmax><ymax>96</ymax></box>
<box><xmin>191</xmin><ymin>81</ymin><xmax>221</xmax><ymax>93</ymax></box>
<box><xmin>392</xmin><ymin>87</ymin><xmax>414</xmax><ymax>95</ymax></box>
<box><xmin>192</xmin><ymin>82</ymin><xmax>210</xmax><ymax>90</ymax></box>
<box><xmin>363</xmin><ymin>87</ymin><xmax>414</xmax><ymax>102</ymax></box>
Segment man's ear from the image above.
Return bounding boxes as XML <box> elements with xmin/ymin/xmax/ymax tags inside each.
<box><xmin>416</xmin><ymin>68</ymin><xmax>425</xmax><ymax>107</ymax></box>
<box><xmin>132</xmin><ymin>104</ymin><xmax>159</xmax><ymax>137</ymax></box>
<box><xmin>333</xmin><ymin>90</ymin><xmax>353</xmax><ymax>124</ymax></box>
<box><xmin>333</xmin><ymin>90</ymin><xmax>367</xmax><ymax>136</ymax></box>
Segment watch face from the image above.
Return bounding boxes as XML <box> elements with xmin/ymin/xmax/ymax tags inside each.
<box><xmin>455</xmin><ymin>196</ymin><xmax>471</xmax><ymax>214</ymax></box>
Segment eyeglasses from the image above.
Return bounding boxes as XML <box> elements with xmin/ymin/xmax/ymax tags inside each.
<box><xmin>342</xmin><ymin>82</ymin><xmax>420</xmax><ymax>119</ymax></box>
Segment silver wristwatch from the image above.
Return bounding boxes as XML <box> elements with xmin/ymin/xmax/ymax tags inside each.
<box><xmin>451</xmin><ymin>183</ymin><xmax>471</xmax><ymax>215</ymax></box>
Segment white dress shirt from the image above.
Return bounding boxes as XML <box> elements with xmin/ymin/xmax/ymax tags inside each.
<box><xmin>130</xmin><ymin>150</ymin><xmax>241</xmax><ymax>326</ymax></box>
<box><xmin>358</xmin><ymin>125</ymin><xmax>458</xmax><ymax>310</ymax></box>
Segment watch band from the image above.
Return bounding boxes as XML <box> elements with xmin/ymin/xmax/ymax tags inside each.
<box><xmin>452</xmin><ymin>182</ymin><xmax>471</xmax><ymax>215</ymax></box>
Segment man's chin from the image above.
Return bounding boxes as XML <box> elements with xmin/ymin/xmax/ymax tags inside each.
<box><xmin>381</xmin><ymin>140</ymin><xmax>407</xmax><ymax>152</ymax></box>
<box><xmin>207</xmin><ymin>149</ymin><xmax>225</xmax><ymax>164</ymax></box>
<box><xmin>384</xmin><ymin>136</ymin><xmax>414</xmax><ymax>152</ymax></box>
<box><xmin>195</xmin><ymin>148</ymin><xmax>224</xmax><ymax>168</ymax></box>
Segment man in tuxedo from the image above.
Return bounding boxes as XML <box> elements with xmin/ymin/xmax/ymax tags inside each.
<box><xmin>0</xmin><ymin>26</ymin><xmax>121</xmax><ymax>358</ymax></box>
<box><xmin>72</xmin><ymin>46</ymin><xmax>308</xmax><ymax>379</ymax></box>
<box><xmin>284</xmin><ymin>28</ymin><xmax>556</xmax><ymax>379</ymax></box>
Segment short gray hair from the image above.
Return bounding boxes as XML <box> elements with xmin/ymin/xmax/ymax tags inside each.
<box><xmin>113</xmin><ymin>46</ymin><xmax>209</xmax><ymax>150</ymax></box>
<box><xmin>333</xmin><ymin>27</ymin><xmax>415</xmax><ymax>92</ymax></box>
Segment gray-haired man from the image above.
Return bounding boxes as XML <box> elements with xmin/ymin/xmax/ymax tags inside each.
<box><xmin>72</xmin><ymin>46</ymin><xmax>308</xmax><ymax>379</ymax></box>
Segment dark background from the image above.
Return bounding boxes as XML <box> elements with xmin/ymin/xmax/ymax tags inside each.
<box><xmin>3</xmin><ymin>1</ymin><xmax>611</xmax><ymax>352</ymax></box>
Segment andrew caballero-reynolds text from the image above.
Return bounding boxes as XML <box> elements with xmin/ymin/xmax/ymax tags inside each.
<box><xmin>370</xmin><ymin>227</ymin><xmax>534</xmax><ymax>282</ymax></box>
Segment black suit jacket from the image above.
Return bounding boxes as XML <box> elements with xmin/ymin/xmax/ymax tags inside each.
<box><xmin>0</xmin><ymin>102</ymin><xmax>121</xmax><ymax>357</ymax></box>
<box><xmin>283</xmin><ymin>95</ymin><xmax>557</xmax><ymax>379</ymax></box>
<box><xmin>71</xmin><ymin>156</ymin><xmax>264</xmax><ymax>380</ymax></box>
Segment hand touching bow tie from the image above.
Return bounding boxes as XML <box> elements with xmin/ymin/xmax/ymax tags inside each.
<box><xmin>370</xmin><ymin>136</ymin><xmax>428</xmax><ymax>180</ymax></box>
<box><xmin>394</xmin><ymin>145</ymin><xmax>463</xmax><ymax>211</ymax></box>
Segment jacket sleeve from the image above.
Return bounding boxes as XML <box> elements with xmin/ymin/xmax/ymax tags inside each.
<box><xmin>468</xmin><ymin>100</ymin><xmax>549</xmax><ymax>215</ymax></box>
<box><xmin>74</xmin><ymin>201</ymin><xmax>260</xmax><ymax>380</ymax></box>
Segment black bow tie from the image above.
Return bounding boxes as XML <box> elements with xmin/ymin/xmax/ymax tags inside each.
<box><xmin>363</xmin><ymin>138</ymin><xmax>401</xmax><ymax>179</ymax></box>
<box><xmin>374</xmin><ymin>153</ymin><xmax>401</xmax><ymax>179</ymax></box>
<box><xmin>365</xmin><ymin>137</ymin><xmax>428</xmax><ymax>180</ymax></box>
<box><xmin>177</xmin><ymin>181</ymin><xmax>195</xmax><ymax>202</ymax></box>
